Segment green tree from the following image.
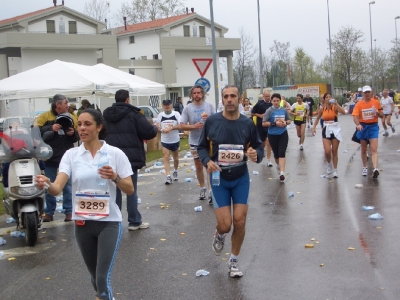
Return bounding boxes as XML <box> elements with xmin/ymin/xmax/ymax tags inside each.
<box><xmin>293</xmin><ymin>47</ymin><xmax>314</xmax><ymax>83</ymax></box>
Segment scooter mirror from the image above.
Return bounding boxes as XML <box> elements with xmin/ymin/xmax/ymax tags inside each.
<box><xmin>42</xmin><ymin>131</ymin><xmax>54</xmax><ymax>141</ymax></box>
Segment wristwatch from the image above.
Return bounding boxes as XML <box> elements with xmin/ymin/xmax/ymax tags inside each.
<box><xmin>112</xmin><ymin>175</ymin><xmax>121</xmax><ymax>183</ymax></box>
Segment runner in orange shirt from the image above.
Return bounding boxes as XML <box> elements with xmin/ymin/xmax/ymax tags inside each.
<box><xmin>352</xmin><ymin>85</ymin><xmax>384</xmax><ymax>178</ymax></box>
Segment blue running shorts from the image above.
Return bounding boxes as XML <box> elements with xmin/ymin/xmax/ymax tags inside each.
<box><xmin>356</xmin><ymin>123</ymin><xmax>379</xmax><ymax>141</ymax></box>
<box><xmin>210</xmin><ymin>170</ymin><xmax>250</xmax><ymax>208</ymax></box>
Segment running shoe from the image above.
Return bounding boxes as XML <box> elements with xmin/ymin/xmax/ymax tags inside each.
<box><xmin>362</xmin><ymin>168</ymin><xmax>368</xmax><ymax>176</ymax></box>
<box><xmin>326</xmin><ymin>163</ymin><xmax>333</xmax><ymax>175</ymax></box>
<box><xmin>199</xmin><ymin>187</ymin><xmax>207</xmax><ymax>200</ymax></box>
<box><xmin>267</xmin><ymin>161</ymin><xmax>273</xmax><ymax>167</ymax></box>
<box><xmin>383</xmin><ymin>132</ymin><xmax>389</xmax><ymax>137</ymax></box>
<box><xmin>208</xmin><ymin>191</ymin><xmax>213</xmax><ymax>205</ymax></box>
<box><xmin>228</xmin><ymin>259</ymin><xmax>243</xmax><ymax>278</ymax></box>
<box><xmin>165</xmin><ymin>175</ymin><xmax>172</xmax><ymax>185</ymax></box>
<box><xmin>212</xmin><ymin>230</ymin><xmax>225</xmax><ymax>256</ymax></box>
<box><xmin>392</xmin><ymin>126</ymin><xmax>395</xmax><ymax>133</ymax></box>
<box><xmin>332</xmin><ymin>170</ymin><xmax>338</xmax><ymax>178</ymax></box>
<box><xmin>372</xmin><ymin>168</ymin><xmax>379</xmax><ymax>179</ymax></box>
<box><xmin>300</xmin><ymin>144</ymin><xmax>304</xmax><ymax>151</ymax></box>
<box><xmin>279</xmin><ymin>174</ymin><xmax>285</xmax><ymax>182</ymax></box>
<box><xmin>173</xmin><ymin>170</ymin><xmax>178</xmax><ymax>181</ymax></box>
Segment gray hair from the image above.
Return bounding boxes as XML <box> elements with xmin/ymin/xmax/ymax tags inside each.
<box><xmin>221</xmin><ymin>85</ymin><xmax>239</xmax><ymax>98</ymax></box>
<box><xmin>52</xmin><ymin>94</ymin><xmax>67</xmax><ymax>108</ymax></box>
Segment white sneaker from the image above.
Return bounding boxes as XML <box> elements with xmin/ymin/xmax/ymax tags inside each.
<box><xmin>332</xmin><ymin>170</ymin><xmax>338</xmax><ymax>178</ymax></box>
<box><xmin>228</xmin><ymin>259</ymin><xmax>243</xmax><ymax>278</ymax></box>
<box><xmin>165</xmin><ymin>175</ymin><xmax>172</xmax><ymax>185</ymax></box>
<box><xmin>362</xmin><ymin>168</ymin><xmax>368</xmax><ymax>176</ymax></box>
<box><xmin>173</xmin><ymin>170</ymin><xmax>178</xmax><ymax>181</ymax></box>
<box><xmin>267</xmin><ymin>161</ymin><xmax>273</xmax><ymax>167</ymax></box>
<box><xmin>326</xmin><ymin>163</ymin><xmax>333</xmax><ymax>175</ymax></box>
<box><xmin>199</xmin><ymin>187</ymin><xmax>207</xmax><ymax>200</ymax></box>
<box><xmin>300</xmin><ymin>144</ymin><xmax>304</xmax><ymax>151</ymax></box>
<box><xmin>128</xmin><ymin>222</ymin><xmax>150</xmax><ymax>231</ymax></box>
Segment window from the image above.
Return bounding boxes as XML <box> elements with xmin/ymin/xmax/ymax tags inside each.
<box><xmin>69</xmin><ymin>21</ymin><xmax>77</xmax><ymax>34</ymax></box>
<box><xmin>183</xmin><ymin>87</ymin><xmax>192</xmax><ymax>97</ymax></box>
<box><xmin>183</xmin><ymin>25</ymin><xmax>190</xmax><ymax>37</ymax></box>
<box><xmin>141</xmin><ymin>56</ymin><xmax>147</xmax><ymax>60</ymax></box>
<box><xmin>153</xmin><ymin>54</ymin><xmax>158</xmax><ymax>60</ymax></box>
<box><xmin>46</xmin><ymin>20</ymin><xmax>55</xmax><ymax>33</ymax></box>
<box><xmin>192</xmin><ymin>26</ymin><xmax>197</xmax><ymax>37</ymax></box>
<box><xmin>129</xmin><ymin>36</ymin><xmax>135</xmax><ymax>44</ymax></box>
<box><xmin>59</xmin><ymin>20</ymin><xmax>65</xmax><ymax>34</ymax></box>
<box><xmin>199</xmin><ymin>26</ymin><xmax>205</xmax><ymax>38</ymax></box>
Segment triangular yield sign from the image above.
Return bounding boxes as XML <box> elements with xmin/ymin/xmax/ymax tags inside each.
<box><xmin>192</xmin><ymin>59</ymin><xmax>213</xmax><ymax>77</ymax></box>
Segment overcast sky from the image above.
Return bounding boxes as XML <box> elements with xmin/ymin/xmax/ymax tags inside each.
<box><xmin>1</xmin><ymin>0</ymin><xmax>398</xmax><ymax>63</ymax></box>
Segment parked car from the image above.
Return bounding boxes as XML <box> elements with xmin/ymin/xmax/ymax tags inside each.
<box><xmin>138</xmin><ymin>105</ymin><xmax>159</xmax><ymax>120</ymax></box>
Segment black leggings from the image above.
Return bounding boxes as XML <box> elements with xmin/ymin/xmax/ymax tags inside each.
<box><xmin>75</xmin><ymin>221</ymin><xmax>122</xmax><ymax>300</ymax></box>
<box><xmin>268</xmin><ymin>131</ymin><xmax>289</xmax><ymax>158</ymax></box>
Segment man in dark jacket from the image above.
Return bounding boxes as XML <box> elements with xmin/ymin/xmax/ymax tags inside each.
<box><xmin>103</xmin><ymin>89</ymin><xmax>158</xmax><ymax>231</ymax></box>
<box><xmin>36</xmin><ymin>94</ymin><xmax>78</xmax><ymax>222</ymax></box>
<box><xmin>174</xmin><ymin>97</ymin><xmax>184</xmax><ymax>114</ymax></box>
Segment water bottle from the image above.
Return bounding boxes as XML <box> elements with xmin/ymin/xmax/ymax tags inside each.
<box><xmin>97</xmin><ymin>152</ymin><xmax>109</xmax><ymax>186</ymax></box>
<box><xmin>0</xmin><ymin>237</ymin><xmax>6</xmax><ymax>245</ymax></box>
<box><xmin>6</xmin><ymin>217</ymin><xmax>16</xmax><ymax>223</ymax></box>
<box><xmin>212</xmin><ymin>167</ymin><xmax>220</xmax><ymax>186</ymax></box>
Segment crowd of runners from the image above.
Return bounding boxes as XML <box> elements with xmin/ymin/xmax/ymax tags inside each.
<box><xmin>32</xmin><ymin>83</ymin><xmax>397</xmax><ymax>299</ymax></box>
<box><xmin>151</xmin><ymin>83</ymin><xmax>398</xmax><ymax>281</ymax></box>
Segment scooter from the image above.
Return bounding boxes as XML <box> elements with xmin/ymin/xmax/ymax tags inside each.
<box><xmin>0</xmin><ymin>99</ymin><xmax>53</xmax><ymax>246</ymax></box>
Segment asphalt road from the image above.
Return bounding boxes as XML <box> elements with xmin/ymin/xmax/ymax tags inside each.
<box><xmin>0</xmin><ymin>113</ymin><xmax>399</xmax><ymax>300</ymax></box>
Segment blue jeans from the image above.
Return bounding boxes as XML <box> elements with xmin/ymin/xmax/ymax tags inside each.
<box><xmin>44</xmin><ymin>165</ymin><xmax>72</xmax><ymax>216</ymax></box>
<box><xmin>116</xmin><ymin>171</ymin><xmax>141</xmax><ymax>226</ymax></box>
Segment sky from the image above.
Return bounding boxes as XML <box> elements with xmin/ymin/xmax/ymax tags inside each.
<box><xmin>0</xmin><ymin>0</ymin><xmax>398</xmax><ymax>63</ymax></box>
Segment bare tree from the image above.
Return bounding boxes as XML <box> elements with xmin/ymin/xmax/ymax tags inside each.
<box><xmin>374</xmin><ymin>48</ymin><xmax>391</xmax><ymax>91</ymax></box>
<box><xmin>233</xmin><ymin>27</ymin><xmax>256</xmax><ymax>95</ymax></box>
<box><xmin>270</xmin><ymin>40</ymin><xmax>291</xmax><ymax>86</ymax></box>
<box><xmin>331</xmin><ymin>26</ymin><xmax>365</xmax><ymax>91</ymax></box>
<box><xmin>114</xmin><ymin>0</ymin><xmax>185</xmax><ymax>25</ymax></box>
<box><xmin>84</xmin><ymin>0</ymin><xmax>110</xmax><ymax>22</ymax></box>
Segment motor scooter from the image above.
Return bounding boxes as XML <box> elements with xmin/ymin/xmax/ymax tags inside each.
<box><xmin>0</xmin><ymin>99</ymin><xmax>53</xmax><ymax>246</ymax></box>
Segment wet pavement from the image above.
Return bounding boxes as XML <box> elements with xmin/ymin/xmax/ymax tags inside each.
<box><xmin>0</xmin><ymin>114</ymin><xmax>399</xmax><ymax>300</ymax></box>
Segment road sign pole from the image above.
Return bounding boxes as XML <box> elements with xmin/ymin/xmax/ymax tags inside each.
<box><xmin>209</xmin><ymin>0</ymin><xmax>219</xmax><ymax>109</ymax></box>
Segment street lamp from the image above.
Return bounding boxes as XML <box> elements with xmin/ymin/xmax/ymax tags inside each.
<box><xmin>369</xmin><ymin>1</ymin><xmax>375</xmax><ymax>90</ymax></box>
<box><xmin>327</xmin><ymin>0</ymin><xmax>334</xmax><ymax>96</ymax></box>
<box><xmin>396</xmin><ymin>16</ymin><xmax>400</xmax><ymax>91</ymax></box>
<box><xmin>257</xmin><ymin>0</ymin><xmax>263</xmax><ymax>94</ymax></box>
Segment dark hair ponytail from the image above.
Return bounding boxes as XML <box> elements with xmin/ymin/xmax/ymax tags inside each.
<box><xmin>80</xmin><ymin>108</ymin><xmax>107</xmax><ymax>139</ymax></box>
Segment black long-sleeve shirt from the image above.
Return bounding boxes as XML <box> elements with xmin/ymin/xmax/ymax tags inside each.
<box><xmin>197</xmin><ymin>112</ymin><xmax>263</xmax><ymax>168</ymax></box>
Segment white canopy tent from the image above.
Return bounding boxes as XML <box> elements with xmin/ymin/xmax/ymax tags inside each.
<box><xmin>0</xmin><ymin>60</ymin><xmax>130</xmax><ymax>100</ymax></box>
<box><xmin>92</xmin><ymin>63</ymin><xmax>165</xmax><ymax>96</ymax></box>
<box><xmin>0</xmin><ymin>60</ymin><xmax>166</xmax><ymax>114</ymax></box>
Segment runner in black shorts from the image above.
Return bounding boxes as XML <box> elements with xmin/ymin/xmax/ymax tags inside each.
<box><xmin>290</xmin><ymin>94</ymin><xmax>309</xmax><ymax>150</ymax></box>
<box><xmin>304</xmin><ymin>93</ymin><xmax>314</xmax><ymax>128</ymax></box>
<box><xmin>251</xmin><ymin>91</ymin><xmax>273</xmax><ymax>166</ymax></box>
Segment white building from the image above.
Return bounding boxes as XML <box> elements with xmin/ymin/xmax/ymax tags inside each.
<box><xmin>105</xmin><ymin>11</ymin><xmax>240</xmax><ymax>107</ymax></box>
<box><xmin>0</xmin><ymin>2</ymin><xmax>118</xmax><ymax>113</ymax></box>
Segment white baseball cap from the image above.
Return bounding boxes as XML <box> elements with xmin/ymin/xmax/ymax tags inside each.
<box><xmin>357</xmin><ymin>87</ymin><xmax>362</xmax><ymax>92</ymax></box>
<box><xmin>362</xmin><ymin>85</ymin><xmax>372</xmax><ymax>93</ymax></box>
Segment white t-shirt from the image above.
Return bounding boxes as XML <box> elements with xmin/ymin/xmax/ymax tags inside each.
<box><xmin>59</xmin><ymin>141</ymin><xmax>133</xmax><ymax>222</ymax></box>
<box><xmin>380</xmin><ymin>96</ymin><xmax>393</xmax><ymax>114</ymax></box>
<box><xmin>180</xmin><ymin>101</ymin><xmax>215</xmax><ymax>146</ymax></box>
<box><xmin>157</xmin><ymin>111</ymin><xmax>181</xmax><ymax>144</ymax></box>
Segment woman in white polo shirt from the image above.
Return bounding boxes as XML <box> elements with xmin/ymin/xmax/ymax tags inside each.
<box><xmin>36</xmin><ymin>108</ymin><xmax>134</xmax><ymax>300</ymax></box>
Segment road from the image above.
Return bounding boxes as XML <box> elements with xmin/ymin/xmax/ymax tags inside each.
<box><xmin>0</xmin><ymin>114</ymin><xmax>399</xmax><ymax>300</ymax></box>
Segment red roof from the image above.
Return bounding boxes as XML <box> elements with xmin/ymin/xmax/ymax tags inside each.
<box><xmin>117</xmin><ymin>13</ymin><xmax>194</xmax><ymax>35</ymax></box>
<box><xmin>0</xmin><ymin>6</ymin><xmax>59</xmax><ymax>26</ymax></box>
